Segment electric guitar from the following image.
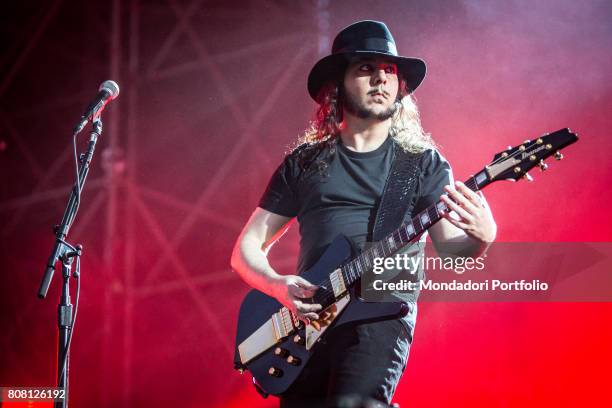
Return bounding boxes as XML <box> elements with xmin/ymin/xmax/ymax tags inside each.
<box><xmin>233</xmin><ymin>128</ymin><xmax>578</xmax><ymax>396</ymax></box>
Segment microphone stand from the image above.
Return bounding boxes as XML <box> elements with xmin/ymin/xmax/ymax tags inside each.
<box><xmin>38</xmin><ymin>118</ymin><xmax>103</xmax><ymax>408</ymax></box>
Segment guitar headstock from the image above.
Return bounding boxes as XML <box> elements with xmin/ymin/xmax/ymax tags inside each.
<box><xmin>485</xmin><ymin>128</ymin><xmax>578</xmax><ymax>183</ymax></box>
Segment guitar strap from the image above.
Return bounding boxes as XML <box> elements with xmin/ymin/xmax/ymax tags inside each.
<box><xmin>372</xmin><ymin>143</ymin><xmax>423</xmax><ymax>242</ymax></box>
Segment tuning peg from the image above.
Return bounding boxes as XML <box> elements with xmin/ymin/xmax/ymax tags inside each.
<box><xmin>554</xmin><ymin>151</ymin><xmax>563</xmax><ymax>160</ymax></box>
<box><xmin>524</xmin><ymin>139</ymin><xmax>531</xmax><ymax>144</ymax></box>
<box><xmin>522</xmin><ymin>172</ymin><xmax>534</xmax><ymax>182</ymax></box>
<box><xmin>538</xmin><ymin>160</ymin><xmax>548</xmax><ymax>171</ymax></box>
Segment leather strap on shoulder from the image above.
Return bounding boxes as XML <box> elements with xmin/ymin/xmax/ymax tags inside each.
<box><xmin>372</xmin><ymin>143</ymin><xmax>423</xmax><ymax>242</ymax></box>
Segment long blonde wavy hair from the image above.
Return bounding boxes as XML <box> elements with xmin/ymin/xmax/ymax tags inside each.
<box><xmin>295</xmin><ymin>77</ymin><xmax>436</xmax><ymax>154</ymax></box>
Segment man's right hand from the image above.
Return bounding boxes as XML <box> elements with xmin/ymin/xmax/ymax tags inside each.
<box><xmin>270</xmin><ymin>275</ymin><xmax>322</xmax><ymax>323</ymax></box>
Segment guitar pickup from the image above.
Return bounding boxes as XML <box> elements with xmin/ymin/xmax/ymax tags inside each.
<box><xmin>329</xmin><ymin>268</ymin><xmax>347</xmax><ymax>298</ymax></box>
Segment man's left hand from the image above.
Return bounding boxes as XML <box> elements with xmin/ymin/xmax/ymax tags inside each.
<box><xmin>440</xmin><ymin>181</ymin><xmax>497</xmax><ymax>242</ymax></box>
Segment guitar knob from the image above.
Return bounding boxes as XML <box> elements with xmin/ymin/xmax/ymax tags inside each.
<box><xmin>274</xmin><ymin>347</ymin><xmax>289</xmax><ymax>358</ymax></box>
<box><xmin>293</xmin><ymin>334</ymin><xmax>305</xmax><ymax>345</ymax></box>
<box><xmin>268</xmin><ymin>366</ymin><xmax>283</xmax><ymax>377</ymax></box>
<box><xmin>286</xmin><ymin>355</ymin><xmax>301</xmax><ymax>366</ymax></box>
<box><xmin>554</xmin><ymin>151</ymin><xmax>563</xmax><ymax>160</ymax></box>
<box><xmin>522</xmin><ymin>173</ymin><xmax>534</xmax><ymax>182</ymax></box>
<box><xmin>538</xmin><ymin>160</ymin><xmax>548</xmax><ymax>171</ymax></box>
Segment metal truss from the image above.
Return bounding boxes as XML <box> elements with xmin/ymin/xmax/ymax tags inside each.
<box><xmin>0</xmin><ymin>0</ymin><xmax>328</xmax><ymax>406</ymax></box>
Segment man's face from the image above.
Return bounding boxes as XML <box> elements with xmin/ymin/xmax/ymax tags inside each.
<box><xmin>342</xmin><ymin>56</ymin><xmax>400</xmax><ymax>121</ymax></box>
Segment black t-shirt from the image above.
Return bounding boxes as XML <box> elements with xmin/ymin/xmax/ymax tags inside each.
<box><xmin>258</xmin><ymin>136</ymin><xmax>452</xmax><ymax>331</ymax></box>
<box><xmin>259</xmin><ymin>136</ymin><xmax>453</xmax><ymax>273</ymax></box>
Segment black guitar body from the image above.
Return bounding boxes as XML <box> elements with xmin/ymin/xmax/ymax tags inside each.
<box><xmin>234</xmin><ymin>234</ymin><xmax>409</xmax><ymax>396</ymax></box>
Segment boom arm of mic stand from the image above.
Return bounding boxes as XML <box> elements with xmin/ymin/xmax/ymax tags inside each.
<box><xmin>38</xmin><ymin>119</ymin><xmax>102</xmax><ymax>299</ymax></box>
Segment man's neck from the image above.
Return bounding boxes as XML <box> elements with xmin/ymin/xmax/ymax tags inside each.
<box><xmin>339</xmin><ymin>113</ymin><xmax>392</xmax><ymax>153</ymax></box>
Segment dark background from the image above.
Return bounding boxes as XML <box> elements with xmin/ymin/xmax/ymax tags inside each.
<box><xmin>1</xmin><ymin>1</ymin><xmax>611</xmax><ymax>406</ymax></box>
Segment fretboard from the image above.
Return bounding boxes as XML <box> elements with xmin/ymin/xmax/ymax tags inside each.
<box><xmin>339</xmin><ymin>169</ymin><xmax>490</xmax><ymax>287</ymax></box>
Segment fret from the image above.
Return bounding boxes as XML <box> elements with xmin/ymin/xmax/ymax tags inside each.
<box><xmin>406</xmin><ymin>220</ymin><xmax>415</xmax><ymax>237</ymax></box>
<box><xmin>419</xmin><ymin>211</ymin><xmax>430</xmax><ymax>227</ymax></box>
<box><xmin>436</xmin><ymin>200</ymin><xmax>447</xmax><ymax>215</ymax></box>
<box><xmin>379</xmin><ymin>238</ymin><xmax>391</xmax><ymax>256</ymax></box>
<box><xmin>392</xmin><ymin>230</ymin><xmax>401</xmax><ymax>246</ymax></box>
<box><xmin>340</xmin><ymin>266</ymin><xmax>348</xmax><ymax>285</ymax></box>
<box><xmin>473</xmin><ymin>172</ymin><xmax>487</xmax><ymax>190</ymax></box>
<box><xmin>387</xmin><ymin>235</ymin><xmax>396</xmax><ymax>251</ymax></box>
<box><xmin>428</xmin><ymin>205</ymin><xmax>439</xmax><ymax>222</ymax></box>
<box><xmin>428</xmin><ymin>204</ymin><xmax>437</xmax><ymax>221</ymax></box>
<box><xmin>367</xmin><ymin>249</ymin><xmax>376</xmax><ymax>265</ymax></box>
<box><xmin>342</xmin><ymin>265</ymin><xmax>351</xmax><ymax>286</ymax></box>
<box><xmin>363</xmin><ymin>252</ymin><xmax>371</xmax><ymax>268</ymax></box>
<box><xmin>370</xmin><ymin>246</ymin><xmax>385</xmax><ymax>266</ymax></box>
<box><xmin>414</xmin><ymin>216</ymin><xmax>423</xmax><ymax>234</ymax></box>
<box><xmin>399</xmin><ymin>225</ymin><xmax>409</xmax><ymax>243</ymax></box>
<box><xmin>379</xmin><ymin>242</ymin><xmax>388</xmax><ymax>258</ymax></box>
<box><xmin>347</xmin><ymin>263</ymin><xmax>355</xmax><ymax>282</ymax></box>
<box><xmin>356</xmin><ymin>259</ymin><xmax>363</xmax><ymax>276</ymax></box>
<box><xmin>342</xmin><ymin>273</ymin><xmax>354</xmax><ymax>286</ymax></box>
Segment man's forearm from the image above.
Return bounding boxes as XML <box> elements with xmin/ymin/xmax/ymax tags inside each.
<box><xmin>435</xmin><ymin>233</ymin><xmax>492</xmax><ymax>260</ymax></box>
<box><xmin>230</xmin><ymin>235</ymin><xmax>281</xmax><ymax>298</ymax></box>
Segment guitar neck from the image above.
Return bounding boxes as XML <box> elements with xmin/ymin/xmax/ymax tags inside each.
<box><xmin>339</xmin><ymin>169</ymin><xmax>491</xmax><ymax>287</ymax></box>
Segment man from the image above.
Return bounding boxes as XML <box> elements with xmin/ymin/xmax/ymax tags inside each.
<box><xmin>231</xmin><ymin>20</ymin><xmax>496</xmax><ymax>407</ymax></box>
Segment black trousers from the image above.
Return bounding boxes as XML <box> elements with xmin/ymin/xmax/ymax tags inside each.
<box><xmin>279</xmin><ymin>318</ymin><xmax>412</xmax><ymax>408</ymax></box>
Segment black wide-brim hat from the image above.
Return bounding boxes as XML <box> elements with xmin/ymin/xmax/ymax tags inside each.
<box><xmin>307</xmin><ymin>20</ymin><xmax>426</xmax><ymax>103</ymax></box>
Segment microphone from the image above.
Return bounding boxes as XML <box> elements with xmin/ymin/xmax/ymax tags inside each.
<box><xmin>73</xmin><ymin>80</ymin><xmax>120</xmax><ymax>133</ymax></box>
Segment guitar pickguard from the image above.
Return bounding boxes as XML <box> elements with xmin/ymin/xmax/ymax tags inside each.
<box><xmin>305</xmin><ymin>294</ymin><xmax>350</xmax><ymax>350</ymax></box>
